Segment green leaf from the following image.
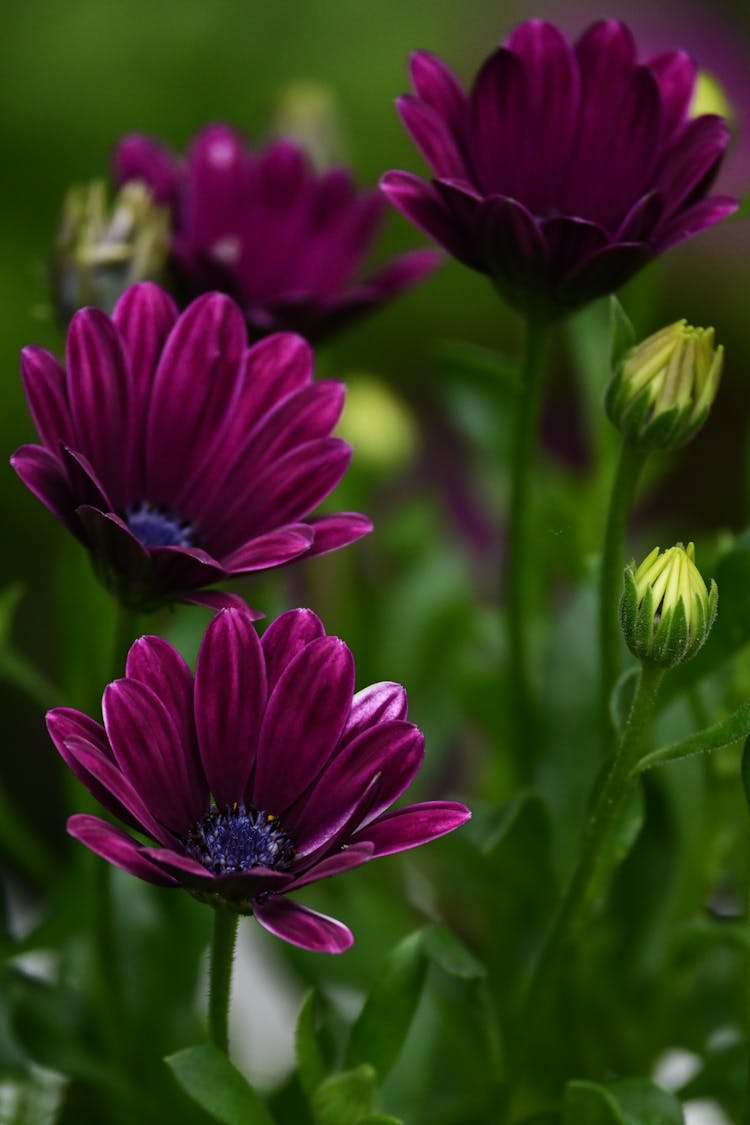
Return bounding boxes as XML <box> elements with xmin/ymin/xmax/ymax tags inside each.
<box><xmin>610</xmin><ymin>666</ymin><xmax>639</xmax><ymax>737</ymax></box>
<box><xmin>421</xmin><ymin>923</ymin><xmax>486</xmax><ymax>980</ymax></box>
<box><xmin>165</xmin><ymin>1045</ymin><xmax>275</xmax><ymax>1125</ymax></box>
<box><xmin>296</xmin><ymin>991</ymin><xmax>328</xmax><ymax>1098</ymax></box>
<box><xmin>636</xmin><ymin>698</ymin><xmax>750</xmax><ymax>772</ymax></box>
<box><xmin>607</xmin><ymin>1077</ymin><xmax>685</xmax><ymax>1123</ymax></box>
<box><xmin>344</xmin><ymin>930</ymin><xmax>427</xmax><ymax>1080</ymax></box>
<box><xmin>357</xmin><ymin>1118</ymin><xmax>403</xmax><ymax>1125</ymax></box>
<box><xmin>311</xmin><ymin>1065</ymin><xmax>377</xmax><ymax>1125</ymax></box>
<box><xmin>564</xmin><ymin>1080</ymin><xmax>628</xmax><ymax>1124</ymax></box>
<box><xmin>609</xmin><ymin>295</ymin><xmax>636</xmax><ymax>370</ymax></box>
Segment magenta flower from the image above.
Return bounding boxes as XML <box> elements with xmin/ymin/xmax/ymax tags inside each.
<box><xmin>11</xmin><ymin>283</ymin><xmax>370</xmax><ymax>612</ymax></box>
<box><xmin>114</xmin><ymin>125</ymin><xmax>441</xmax><ymax>342</ymax></box>
<box><xmin>381</xmin><ymin>19</ymin><xmax>737</xmax><ymax>316</ymax></box>
<box><xmin>47</xmin><ymin>608</ymin><xmax>470</xmax><ymax>953</ymax></box>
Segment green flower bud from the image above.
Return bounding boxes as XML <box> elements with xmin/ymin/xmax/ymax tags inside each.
<box><xmin>605</xmin><ymin>320</ymin><xmax>722</xmax><ymax>451</ymax></box>
<box><xmin>621</xmin><ymin>543</ymin><xmax>717</xmax><ymax>668</ymax></box>
<box><xmin>52</xmin><ymin>180</ymin><xmax>170</xmax><ymax>323</ymax></box>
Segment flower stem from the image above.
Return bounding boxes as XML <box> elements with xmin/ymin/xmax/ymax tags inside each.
<box><xmin>599</xmin><ymin>441</ymin><xmax>647</xmax><ymax>743</ymax></box>
<box><xmin>506</xmin><ymin>315</ymin><xmax>551</xmax><ymax>781</ymax></box>
<box><xmin>209</xmin><ymin>908</ymin><xmax>239</xmax><ymax>1055</ymax></box>
<box><xmin>111</xmin><ymin>603</ymin><xmax>142</xmax><ymax>679</ymax></box>
<box><xmin>506</xmin><ymin>660</ymin><xmax>664</xmax><ymax>1121</ymax></box>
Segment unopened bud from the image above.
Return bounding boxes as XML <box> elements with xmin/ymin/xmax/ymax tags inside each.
<box><xmin>52</xmin><ymin>180</ymin><xmax>170</xmax><ymax>322</ymax></box>
<box><xmin>621</xmin><ymin>543</ymin><xmax>717</xmax><ymax>668</ymax></box>
<box><xmin>606</xmin><ymin>320</ymin><xmax>722</xmax><ymax>451</ymax></box>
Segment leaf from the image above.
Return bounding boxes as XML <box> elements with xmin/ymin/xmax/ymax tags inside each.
<box><xmin>421</xmin><ymin>923</ymin><xmax>486</xmax><ymax>980</ymax></box>
<box><xmin>741</xmin><ymin>736</ymin><xmax>750</xmax><ymax>820</ymax></box>
<box><xmin>296</xmin><ymin>991</ymin><xmax>328</xmax><ymax>1098</ymax></box>
<box><xmin>357</xmin><ymin>1118</ymin><xmax>403</xmax><ymax>1125</ymax></box>
<box><xmin>610</xmin><ymin>666</ymin><xmax>639</xmax><ymax>737</ymax></box>
<box><xmin>563</xmin><ymin>1080</ymin><xmax>629</xmax><ymax>1124</ymax></box>
<box><xmin>609</xmin><ymin>295</ymin><xmax>636</xmax><ymax>370</ymax></box>
<box><xmin>311</xmin><ymin>1065</ymin><xmax>377</xmax><ymax>1125</ymax></box>
<box><xmin>607</xmin><ymin>1077</ymin><xmax>685</xmax><ymax>1124</ymax></box>
<box><xmin>344</xmin><ymin>930</ymin><xmax>427</xmax><ymax>1080</ymax></box>
<box><xmin>636</xmin><ymin>698</ymin><xmax>750</xmax><ymax>772</ymax></box>
<box><xmin>165</xmin><ymin>1045</ymin><xmax>275</xmax><ymax>1125</ymax></box>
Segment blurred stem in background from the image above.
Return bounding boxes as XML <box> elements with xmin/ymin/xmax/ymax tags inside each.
<box><xmin>506</xmin><ymin>314</ymin><xmax>550</xmax><ymax>783</ymax></box>
<box><xmin>598</xmin><ymin>441</ymin><xmax>647</xmax><ymax>745</ymax></box>
<box><xmin>208</xmin><ymin>907</ymin><xmax>239</xmax><ymax>1055</ymax></box>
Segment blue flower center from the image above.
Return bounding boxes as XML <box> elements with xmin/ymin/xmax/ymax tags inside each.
<box><xmin>125</xmin><ymin>502</ymin><xmax>194</xmax><ymax>548</ymax></box>
<box><xmin>185</xmin><ymin>804</ymin><xmax>296</xmax><ymax>875</ymax></box>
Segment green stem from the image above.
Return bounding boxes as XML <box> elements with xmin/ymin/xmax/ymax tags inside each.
<box><xmin>599</xmin><ymin>441</ymin><xmax>647</xmax><ymax>744</ymax></box>
<box><xmin>209</xmin><ymin>908</ymin><xmax>240</xmax><ymax>1054</ymax></box>
<box><xmin>110</xmin><ymin>603</ymin><xmax>142</xmax><ymax>678</ymax></box>
<box><xmin>506</xmin><ymin>315</ymin><xmax>551</xmax><ymax>780</ymax></box>
<box><xmin>506</xmin><ymin>661</ymin><xmax>665</xmax><ymax>1122</ymax></box>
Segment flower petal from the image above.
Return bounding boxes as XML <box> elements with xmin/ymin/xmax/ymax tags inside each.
<box><xmin>652</xmin><ymin>194</ymin><xmax>738</xmax><ymax>251</ymax></box>
<box><xmin>183</xmin><ymin>589</ymin><xmax>263</xmax><ymax>615</ymax></box>
<box><xmin>343</xmin><ymin>683</ymin><xmax>408</xmax><ymax>742</ymax></box>
<box><xmin>253</xmin><ymin>897</ymin><xmax>353</xmax><ymax>953</ymax></box>
<box><xmin>397</xmin><ymin>94</ymin><xmax>467</xmax><ymax>179</ymax></box>
<box><xmin>114</xmin><ymin>133</ymin><xmax>182</xmax><ymax>207</ymax></box>
<box><xmin>475</xmin><ymin>196</ymin><xmax>547</xmax><ymax>299</ymax></box>
<box><xmin>20</xmin><ymin>346</ymin><xmax>74</xmax><ymax>451</ymax></box>
<box><xmin>10</xmin><ymin>445</ymin><xmax>77</xmax><ymax>533</ymax></box>
<box><xmin>304</xmin><ymin>513</ymin><xmax>373</xmax><ymax>558</ymax></box>
<box><xmin>380</xmin><ymin>171</ymin><xmax>482</xmax><ymax>270</ymax></box>
<box><xmin>654</xmin><ymin>115</ymin><xmax>732</xmax><ymax>218</ymax></box>
<box><xmin>409</xmin><ymin>50</ymin><xmax>468</xmax><ymax>144</ymax></box>
<box><xmin>194</xmin><ymin>608</ymin><xmax>266</xmax><ymax>806</ymax></box>
<box><xmin>103</xmin><ymin>678</ymin><xmax>207</xmax><ymax>833</ymax></box>
<box><xmin>67</xmin><ymin>814</ymin><xmax>178</xmax><ymax>886</ymax></box>
<box><xmin>469</xmin><ymin>47</ymin><xmax>528</xmax><ymax>198</ymax></box>
<box><xmin>75</xmin><ymin>505</ymin><xmax>152</xmax><ymax>592</ymax></box>
<box><xmin>648</xmin><ymin>50</ymin><xmax>697</xmax><ymax>137</ymax></box>
<box><xmin>351</xmin><ymin>800</ymin><xmax>471</xmax><ymax>856</ymax></box>
<box><xmin>559</xmin><ymin>242</ymin><xmax>653</xmax><ymax>308</ymax></box>
<box><xmin>260</xmin><ymin>609</ymin><xmax>325</xmax><ymax>694</ymax></box>
<box><xmin>285</xmin><ymin>842</ymin><xmax>375</xmax><ymax>890</ymax></box>
<box><xmin>253</xmin><ymin>635</ymin><xmax>355</xmax><ymax>814</ymax></box>
<box><xmin>219</xmin><ymin>525</ymin><xmax>314</xmax><ymax>572</ymax></box>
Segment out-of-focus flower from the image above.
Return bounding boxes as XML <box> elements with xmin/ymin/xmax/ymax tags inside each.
<box><xmin>113</xmin><ymin>125</ymin><xmax>441</xmax><ymax>342</ymax></box>
<box><xmin>47</xmin><ymin>608</ymin><xmax>471</xmax><ymax>953</ymax></box>
<box><xmin>621</xmin><ymin>542</ymin><xmax>717</xmax><ymax>667</ymax></box>
<box><xmin>11</xmin><ymin>283</ymin><xmax>371</xmax><ymax>613</ymax></box>
<box><xmin>382</xmin><ymin>19</ymin><xmax>736</xmax><ymax>317</ymax></box>
<box><xmin>52</xmin><ymin>180</ymin><xmax>170</xmax><ymax>323</ymax></box>
<box><xmin>606</xmin><ymin>319</ymin><xmax>723</xmax><ymax>451</ymax></box>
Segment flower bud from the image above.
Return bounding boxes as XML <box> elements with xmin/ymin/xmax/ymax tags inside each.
<box><xmin>621</xmin><ymin>543</ymin><xmax>717</xmax><ymax>668</ymax></box>
<box><xmin>52</xmin><ymin>180</ymin><xmax>170</xmax><ymax>323</ymax></box>
<box><xmin>605</xmin><ymin>320</ymin><xmax>722</xmax><ymax>451</ymax></box>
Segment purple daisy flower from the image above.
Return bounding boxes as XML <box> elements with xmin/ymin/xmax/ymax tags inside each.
<box><xmin>11</xmin><ymin>282</ymin><xmax>371</xmax><ymax>612</ymax></box>
<box><xmin>114</xmin><ymin>125</ymin><xmax>441</xmax><ymax>342</ymax></box>
<box><xmin>46</xmin><ymin>608</ymin><xmax>470</xmax><ymax>953</ymax></box>
<box><xmin>381</xmin><ymin>18</ymin><xmax>737</xmax><ymax>316</ymax></box>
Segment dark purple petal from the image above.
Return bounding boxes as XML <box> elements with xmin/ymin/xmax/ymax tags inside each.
<box><xmin>215</xmin><ymin>438</ymin><xmax>352</xmax><ymax>548</ymax></box>
<box><xmin>65</xmin><ymin>308</ymin><xmax>131</xmax><ymax>507</ymax></box>
<box><xmin>183</xmin><ymin>589</ymin><xmax>264</xmax><ymax>616</ymax></box>
<box><xmin>20</xmin><ymin>347</ymin><xmax>74</xmax><ymax>451</ymax></box>
<box><xmin>648</xmin><ymin>50</ymin><xmax>697</xmax><ymax>137</ymax></box>
<box><xmin>10</xmin><ymin>446</ymin><xmax>77</xmax><ymax>532</ymax></box>
<box><xmin>351</xmin><ymin>800</ymin><xmax>471</xmax><ymax>856</ymax></box>
<box><xmin>343</xmin><ymin>683</ymin><xmax>408</xmax><ymax>742</ymax></box>
<box><xmin>285</xmin><ymin>842</ymin><xmax>374</xmax><ymax>890</ymax></box>
<box><xmin>616</xmin><ymin>192</ymin><xmax>664</xmax><ymax>242</ymax></box>
<box><xmin>145</xmin><ymin>545</ymin><xmax>227</xmax><ymax>601</ymax></box>
<box><xmin>470</xmin><ymin>47</ymin><xmax>528</xmax><ymax>198</ymax></box>
<box><xmin>145</xmin><ymin>293</ymin><xmax>246</xmax><ymax>503</ymax></box>
<box><xmin>286</xmin><ymin>720</ymin><xmax>424</xmax><ymax>854</ymax></box>
<box><xmin>380</xmin><ymin>171</ymin><xmax>482</xmax><ymax>270</ymax></box>
<box><xmin>304</xmin><ymin>513</ymin><xmax>373</xmax><ymax>558</ymax></box>
<box><xmin>75</xmin><ymin>506</ymin><xmax>152</xmax><ymax>590</ymax></box>
<box><xmin>409</xmin><ymin>50</ymin><xmax>468</xmax><ymax>143</ymax></box>
<box><xmin>540</xmin><ymin>216</ymin><xmax>608</xmax><ymax>282</ymax></box>
<box><xmin>67</xmin><ymin>814</ymin><xmax>178</xmax><ymax>887</ymax></box>
<box><xmin>253</xmin><ymin>635</ymin><xmax>355</xmax><ymax>813</ymax></box>
<box><xmin>60</xmin><ymin>736</ymin><xmax>172</xmax><ymax>844</ymax></box>
<box><xmin>183</xmin><ymin>125</ymin><xmax>252</xmax><ymax>250</ymax></box>
<box><xmin>141</xmin><ymin>847</ymin><xmax>290</xmax><ymax>898</ymax></box>
<box><xmin>125</xmin><ymin>635</ymin><xmax>201</xmax><ymax>788</ymax></box>
<box><xmin>253</xmin><ymin>897</ymin><xmax>353</xmax><ymax>953</ymax></box>
<box><xmin>505</xmin><ymin>21</ymin><xmax>581</xmax><ymax>210</ymax></box>
<box><xmin>114</xmin><ymin>133</ymin><xmax>182</xmax><ymax>207</ymax></box>
<box><xmin>559</xmin><ymin>242</ymin><xmax>654</xmax><ymax>307</ymax></box>
<box><xmin>60</xmin><ymin>447</ymin><xmax>114</xmax><ymax>511</ymax></box>
<box><xmin>112</xmin><ymin>284</ymin><xmax>179</xmax><ymax>497</ymax></box>
<box><xmin>103</xmin><ymin>678</ymin><xmax>207</xmax><ymax>833</ymax></box>
<box><xmin>363</xmin><ymin>247</ymin><xmax>443</xmax><ymax>295</ymax></box>
<box><xmin>475</xmin><ymin>196</ymin><xmax>547</xmax><ymax>293</ymax></box>
<box><xmin>261</xmin><ymin>609</ymin><xmax>325</xmax><ymax>694</ymax></box>
<box><xmin>653</xmin><ymin>194</ymin><xmax>738</xmax><ymax>250</ymax></box>
<box><xmin>194</xmin><ymin>609</ymin><xmax>266</xmax><ymax>806</ymax></box>
<box><xmin>397</xmin><ymin>94</ymin><xmax>467</xmax><ymax>179</ymax></box>
<box><xmin>654</xmin><ymin>115</ymin><xmax>732</xmax><ymax>218</ymax></box>
<box><xmin>220</xmin><ymin>525</ymin><xmax>314</xmax><ymax>572</ymax></box>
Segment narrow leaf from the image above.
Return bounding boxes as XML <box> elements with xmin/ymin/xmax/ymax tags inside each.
<box><xmin>421</xmin><ymin>923</ymin><xmax>486</xmax><ymax>980</ymax></box>
<box><xmin>563</xmin><ymin>1080</ymin><xmax>628</xmax><ymax>1124</ymax></box>
<box><xmin>165</xmin><ymin>1045</ymin><xmax>275</xmax><ymax>1125</ymax></box>
<box><xmin>296</xmin><ymin>990</ymin><xmax>328</xmax><ymax>1098</ymax></box>
<box><xmin>609</xmin><ymin>295</ymin><xmax>636</xmax><ymax>370</ymax></box>
<box><xmin>312</xmin><ymin>1065</ymin><xmax>377</xmax><ymax>1125</ymax></box>
<box><xmin>344</xmin><ymin>930</ymin><xmax>427</xmax><ymax>1080</ymax></box>
<box><xmin>608</xmin><ymin>1077</ymin><xmax>685</xmax><ymax>1123</ymax></box>
<box><xmin>636</xmin><ymin>698</ymin><xmax>750</xmax><ymax>773</ymax></box>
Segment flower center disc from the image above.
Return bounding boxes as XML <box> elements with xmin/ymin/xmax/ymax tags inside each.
<box><xmin>125</xmin><ymin>502</ymin><xmax>194</xmax><ymax>548</ymax></box>
<box><xmin>185</xmin><ymin>805</ymin><xmax>296</xmax><ymax>875</ymax></box>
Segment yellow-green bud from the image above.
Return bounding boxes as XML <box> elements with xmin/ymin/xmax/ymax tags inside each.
<box><xmin>605</xmin><ymin>320</ymin><xmax>722</xmax><ymax>451</ymax></box>
<box><xmin>52</xmin><ymin>180</ymin><xmax>170</xmax><ymax>323</ymax></box>
<box><xmin>620</xmin><ymin>543</ymin><xmax>717</xmax><ymax>668</ymax></box>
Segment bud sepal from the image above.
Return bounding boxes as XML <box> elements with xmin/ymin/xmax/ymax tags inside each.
<box><xmin>620</xmin><ymin>543</ymin><xmax>717</xmax><ymax>668</ymax></box>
